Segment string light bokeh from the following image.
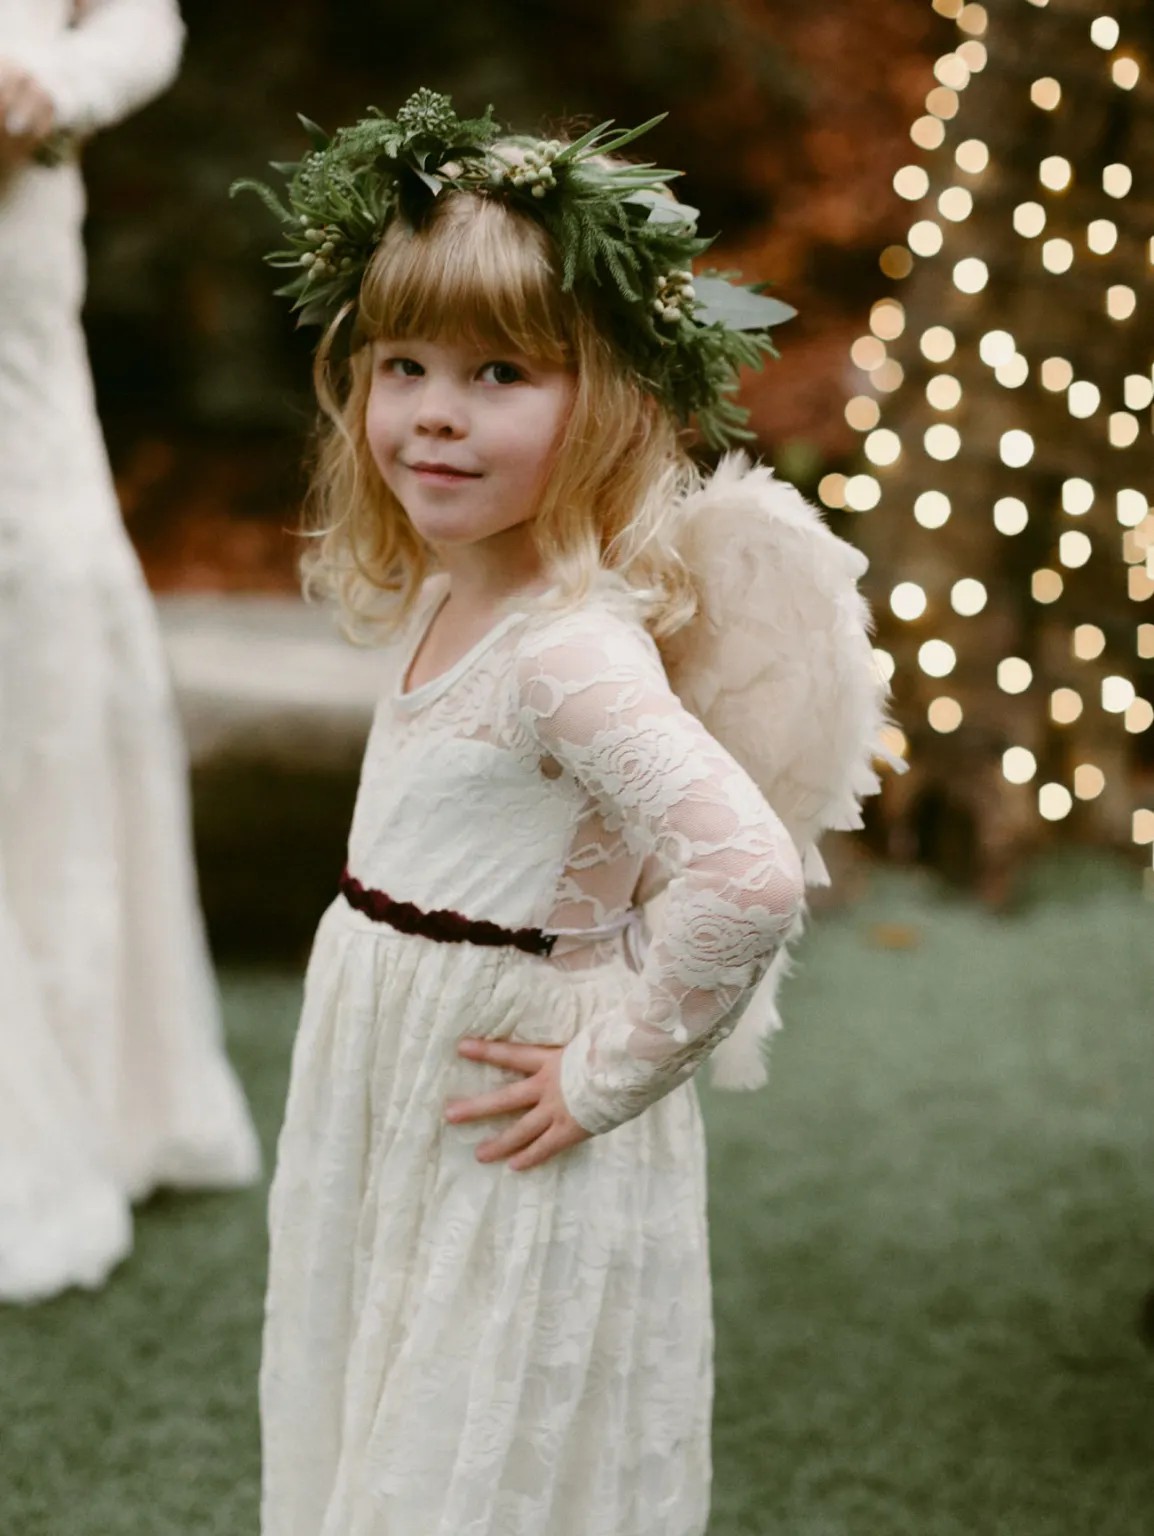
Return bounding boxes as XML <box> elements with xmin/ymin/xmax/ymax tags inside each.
<box><xmin>821</xmin><ymin>0</ymin><xmax>1154</xmax><ymax>877</ymax></box>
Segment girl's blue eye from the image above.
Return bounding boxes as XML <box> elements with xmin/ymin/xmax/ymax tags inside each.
<box><xmin>481</xmin><ymin>361</ymin><xmax>525</xmax><ymax>385</ymax></box>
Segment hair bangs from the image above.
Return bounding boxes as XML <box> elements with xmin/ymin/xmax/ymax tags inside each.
<box><xmin>358</xmin><ymin>193</ymin><xmax>574</xmax><ymax>365</ymax></box>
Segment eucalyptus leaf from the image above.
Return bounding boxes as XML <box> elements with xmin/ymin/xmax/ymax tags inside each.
<box><xmin>691</xmin><ymin>276</ymin><xmax>797</xmax><ymax>331</ymax></box>
<box><xmin>412</xmin><ymin>168</ymin><xmax>444</xmax><ymax>195</ymax></box>
<box><xmin>625</xmin><ymin>189</ymin><xmax>699</xmax><ymax>228</ymax></box>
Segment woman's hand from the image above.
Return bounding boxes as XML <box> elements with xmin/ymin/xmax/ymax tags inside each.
<box><xmin>0</xmin><ymin>61</ymin><xmax>56</xmax><ymax>160</ymax></box>
<box><xmin>446</xmin><ymin>1039</ymin><xmax>591</xmax><ymax>1171</ymax></box>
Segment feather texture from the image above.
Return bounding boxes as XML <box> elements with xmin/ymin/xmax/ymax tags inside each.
<box><xmin>656</xmin><ymin>454</ymin><xmax>901</xmax><ymax>1088</ymax></box>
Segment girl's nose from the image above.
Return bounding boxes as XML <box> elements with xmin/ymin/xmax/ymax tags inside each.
<box><xmin>413</xmin><ymin>379</ymin><xmax>467</xmax><ymax>437</ymax></box>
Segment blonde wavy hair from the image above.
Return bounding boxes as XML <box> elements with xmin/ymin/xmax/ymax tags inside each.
<box><xmin>302</xmin><ymin>187</ymin><xmax>701</xmax><ymax>642</ymax></box>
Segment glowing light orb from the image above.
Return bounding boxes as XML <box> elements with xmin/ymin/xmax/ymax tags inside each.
<box><xmin>1013</xmin><ymin>202</ymin><xmax>1046</xmax><ymax>237</ymax></box>
<box><xmin>951</xmin><ymin>578</ymin><xmax>987</xmax><ymax>615</ymax></box>
<box><xmin>1111</xmin><ymin>57</ymin><xmax>1140</xmax><ymax>89</ymax></box>
<box><xmin>894</xmin><ymin>165</ymin><xmax>930</xmax><ymax>201</ymax></box>
<box><xmin>979</xmin><ymin>329</ymin><xmax>1016</xmax><ymax>366</ymax></box>
<box><xmin>1003</xmin><ymin>747</ymin><xmax>1037</xmax><ymax>784</ymax></box>
<box><xmin>915</xmin><ymin>491</ymin><xmax>952</xmax><ymax>529</ymax></box>
<box><xmin>1109</xmin><ymin>412</ymin><xmax>1139</xmax><ymax>448</ymax></box>
<box><xmin>995</xmin><ymin>355</ymin><xmax>1029</xmax><ymax>388</ymax></box>
<box><xmin>909</xmin><ymin>220</ymin><xmax>944</xmax><ymax>257</ymax></box>
<box><xmin>1039</xmin><ymin>155</ymin><xmax>1072</xmax><ymax>191</ymax></box>
<box><xmin>1040</xmin><ymin>356</ymin><xmax>1073</xmax><ymax>391</ymax></box>
<box><xmin>1030</xmin><ymin>78</ymin><xmax>1061</xmax><ymax>110</ymax></box>
<box><xmin>919</xmin><ymin>640</ymin><xmax>957</xmax><ymax>677</ymax></box>
<box><xmin>844</xmin><ymin>474</ymin><xmax>882</xmax><ymax>512</ymax></box>
<box><xmin>955</xmin><ymin>138</ymin><xmax>989</xmax><ymax>173</ymax></box>
<box><xmin>998</xmin><ymin>658</ymin><xmax>1033</xmax><ymax>694</ymax></box>
<box><xmin>1074</xmin><ymin>764</ymin><xmax>1105</xmax><ymax>800</ymax></box>
<box><xmin>870</xmin><ymin>299</ymin><xmax>906</xmax><ymax>339</ymax></box>
<box><xmin>994</xmin><ymin>497</ymin><xmax>1029</xmax><ymax>535</ymax></box>
<box><xmin>926</xmin><ymin>375</ymin><xmax>962</xmax><ymax>410</ymax></box>
<box><xmin>920</xmin><ymin>326</ymin><xmax>956</xmax><ymax>362</ymax></box>
<box><xmin>1039</xmin><ymin>783</ymin><xmax>1073</xmax><ymax>821</ymax></box>
<box><xmin>845</xmin><ymin>396</ymin><xmax>881</xmax><ymax>432</ymax></box>
<box><xmin>999</xmin><ymin>430</ymin><xmax>1035</xmax><ymax>467</ymax></box>
<box><xmin>1102</xmin><ymin>675</ymin><xmax>1136</xmax><ymax>713</ymax></box>
<box><xmin>1059</xmin><ymin>531</ymin><xmax>1092</xmax><ymax>568</ymax></box>
<box><xmin>1068</xmin><ymin>381</ymin><xmax>1101</xmax><ymax>417</ymax></box>
<box><xmin>1116</xmin><ymin>489</ymin><xmax>1148</xmax><ymax>527</ymax></box>
<box><xmin>928</xmin><ymin>697</ymin><xmax>964</xmax><ymax>733</ymax></box>
<box><xmin>891</xmin><ymin>582</ymin><xmax>928</xmax><ymax>621</ymax></box>
<box><xmin>865</xmin><ymin>429</ymin><xmax>902</xmax><ymax>466</ymax></box>
<box><xmin>1042</xmin><ymin>238</ymin><xmax>1074</xmax><ymax>273</ymax></box>
<box><xmin>925</xmin><ymin>424</ymin><xmax>962</xmax><ymax>460</ymax></box>
<box><xmin>1061</xmin><ymin>478</ymin><xmax>1094</xmax><ymax>515</ymax></box>
<box><xmin>953</xmin><ymin>257</ymin><xmax>989</xmax><ymax>292</ymax></box>
<box><xmin>939</xmin><ymin>187</ymin><xmax>973</xmax><ymax>222</ymax></box>
<box><xmin>1073</xmin><ymin>624</ymin><xmax>1106</xmax><ymax>660</ymax></box>
<box><xmin>1050</xmin><ymin>689</ymin><xmax>1083</xmax><ymax>724</ymax></box>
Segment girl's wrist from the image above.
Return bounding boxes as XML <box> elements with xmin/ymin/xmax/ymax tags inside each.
<box><xmin>559</xmin><ymin>1037</ymin><xmax>613</xmax><ymax>1137</ymax></box>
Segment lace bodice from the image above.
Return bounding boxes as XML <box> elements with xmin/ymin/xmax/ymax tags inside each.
<box><xmin>348</xmin><ymin>581</ymin><xmax>806</xmax><ymax>1135</ymax></box>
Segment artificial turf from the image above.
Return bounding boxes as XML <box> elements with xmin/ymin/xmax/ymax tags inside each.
<box><xmin>2</xmin><ymin>857</ymin><xmax>1152</xmax><ymax>1534</ymax></box>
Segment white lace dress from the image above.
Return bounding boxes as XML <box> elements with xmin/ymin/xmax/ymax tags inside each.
<box><xmin>261</xmin><ymin>579</ymin><xmax>806</xmax><ymax>1536</ymax></box>
<box><xmin>0</xmin><ymin>0</ymin><xmax>259</xmax><ymax>1306</ymax></box>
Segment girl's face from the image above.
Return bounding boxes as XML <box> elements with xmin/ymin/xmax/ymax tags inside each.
<box><xmin>366</xmin><ymin>336</ymin><xmax>575</xmax><ymax>550</ymax></box>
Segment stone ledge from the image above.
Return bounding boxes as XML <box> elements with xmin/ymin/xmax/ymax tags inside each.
<box><xmin>159</xmin><ymin>593</ymin><xmax>381</xmax><ymax>772</ymax></box>
<box><xmin>159</xmin><ymin>594</ymin><xmax>373</xmax><ymax>956</ymax></box>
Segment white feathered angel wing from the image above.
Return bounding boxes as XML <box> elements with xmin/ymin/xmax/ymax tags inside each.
<box><xmin>654</xmin><ymin>453</ymin><xmax>900</xmax><ymax>1089</ymax></box>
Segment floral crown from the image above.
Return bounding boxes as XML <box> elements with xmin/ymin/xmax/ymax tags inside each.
<box><xmin>232</xmin><ymin>87</ymin><xmax>795</xmax><ymax>449</ymax></box>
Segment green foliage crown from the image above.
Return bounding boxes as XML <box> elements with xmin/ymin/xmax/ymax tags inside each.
<box><xmin>232</xmin><ymin>89</ymin><xmax>795</xmax><ymax>449</ymax></box>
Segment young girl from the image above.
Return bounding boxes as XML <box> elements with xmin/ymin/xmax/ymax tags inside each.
<box><xmin>241</xmin><ymin>90</ymin><xmax>887</xmax><ymax>1536</ymax></box>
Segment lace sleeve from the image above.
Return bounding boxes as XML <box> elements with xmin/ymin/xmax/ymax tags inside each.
<box><xmin>516</xmin><ymin>615</ymin><xmax>806</xmax><ymax>1135</ymax></box>
<box><xmin>22</xmin><ymin>0</ymin><xmax>184</xmax><ymax>135</ymax></box>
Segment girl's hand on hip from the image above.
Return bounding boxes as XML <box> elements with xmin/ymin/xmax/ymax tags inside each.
<box><xmin>0</xmin><ymin>61</ymin><xmax>56</xmax><ymax>157</ymax></box>
<box><xmin>446</xmin><ymin>1039</ymin><xmax>591</xmax><ymax>1171</ymax></box>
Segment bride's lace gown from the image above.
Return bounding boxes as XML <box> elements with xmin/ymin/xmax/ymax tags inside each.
<box><xmin>261</xmin><ymin>578</ymin><xmax>805</xmax><ymax>1536</ymax></box>
<box><xmin>0</xmin><ymin>0</ymin><xmax>259</xmax><ymax>1305</ymax></box>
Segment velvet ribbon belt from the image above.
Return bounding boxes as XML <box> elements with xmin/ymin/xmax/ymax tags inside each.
<box><xmin>338</xmin><ymin>868</ymin><xmax>645</xmax><ymax>963</ymax></box>
<box><xmin>339</xmin><ymin>868</ymin><xmax>558</xmax><ymax>956</ymax></box>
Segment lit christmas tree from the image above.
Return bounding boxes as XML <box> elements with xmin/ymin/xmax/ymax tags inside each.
<box><xmin>821</xmin><ymin>0</ymin><xmax>1154</xmax><ymax>894</ymax></box>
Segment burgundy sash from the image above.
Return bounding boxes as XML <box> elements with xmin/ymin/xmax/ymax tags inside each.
<box><xmin>339</xmin><ymin>869</ymin><xmax>557</xmax><ymax>957</ymax></box>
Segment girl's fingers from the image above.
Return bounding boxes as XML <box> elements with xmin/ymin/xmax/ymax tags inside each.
<box><xmin>458</xmin><ymin>1038</ymin><xmax>551</xmax><ymax>1073</ymax></box>
<box><xmin>476</xmin><ymin>1105</ymin><xmax>551</xmax><ymax>1163</ymax></box>
<box><xmin>509</xmin><ymin>1124</ymin><xmax>575</xmax><ymax>1173</ymax></box>
<box><xmin>444</xmin><ymin>1075</ymin><xmax>538</xmax><ymax>1124</ymax></box>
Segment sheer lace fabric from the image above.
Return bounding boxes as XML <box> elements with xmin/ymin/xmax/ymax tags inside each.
<box><xmin>513</xmin><ymin>619</ymin><xmax>804</xmax><ymax>1133</ymax></box>
<box><xmin>263</xmin><ymin>579</ymin><xmax>803</xmax><ymax>1534</ymax></box>
<box><xmin>0</xmin><ymin>0</ymin><xmax>259</xmax><ymax>1304</ymax></box>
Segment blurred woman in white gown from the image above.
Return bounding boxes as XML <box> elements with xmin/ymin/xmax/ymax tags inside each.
<box><xmin>0</xmin><ymin>0</ymin><xmax>259</xmax><ymax>1305</ymax></box>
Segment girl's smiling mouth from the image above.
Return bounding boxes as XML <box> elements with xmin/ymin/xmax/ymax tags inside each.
<box><xmin>405</xmin><ymin>461</ymin><xmax>483</xmax><ymax>481</ymax></box>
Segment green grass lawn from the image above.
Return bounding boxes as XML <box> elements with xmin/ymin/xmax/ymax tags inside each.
<box><xmin>3</xmin><ymin>857</ymin><xmax>1152</xmax><ymax>1535</ymax></box>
